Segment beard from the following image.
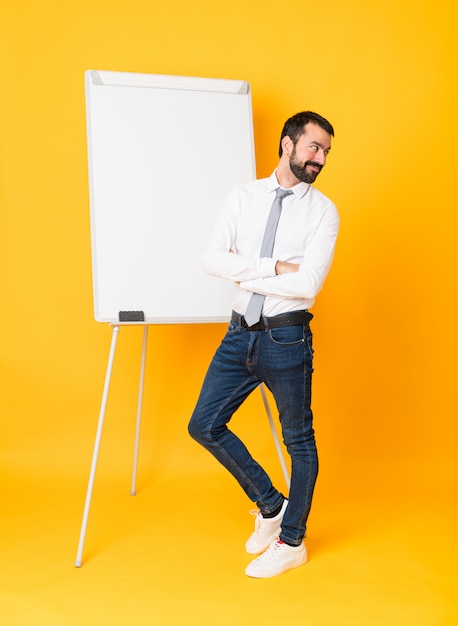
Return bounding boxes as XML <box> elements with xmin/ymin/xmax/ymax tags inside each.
<box><xmin>289</xmin><ymin>152</ymin><xmax>323</xmax><ymax>184</ymax></box>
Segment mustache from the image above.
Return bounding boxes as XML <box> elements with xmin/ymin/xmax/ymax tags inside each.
<box><xmin>305</xmin><ymin>161</ymin><xmax>322</xmax><ymax>171</ymax></box>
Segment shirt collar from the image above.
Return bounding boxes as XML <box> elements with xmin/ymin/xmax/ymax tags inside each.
<box><xmin>268</xmin><ymin>170</ymin><xmax>310</xmax><ymax>199</ymax></box>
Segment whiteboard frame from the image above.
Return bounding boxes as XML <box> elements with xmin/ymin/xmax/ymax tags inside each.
<box><xmin>85</xmin><ymin>70</ymin><xmax>256</xmax><ymax>324</ymax></box>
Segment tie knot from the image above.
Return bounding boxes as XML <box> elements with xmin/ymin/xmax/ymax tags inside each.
<box><xmin>276</xmin><ymin>188</ymin><xmax>293</xmax><ymax>201</ymax></box>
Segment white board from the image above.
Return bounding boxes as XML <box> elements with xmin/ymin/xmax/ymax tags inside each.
<box><xmin>85</xmin><ymin>70</ymin><xmax>256</xmax><ymax>323</ymax></box>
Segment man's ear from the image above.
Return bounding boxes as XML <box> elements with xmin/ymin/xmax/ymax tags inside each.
<box><xmin>281</xmin><ymin>135</ymin><xmax>293</xmax><ymax>156</ymax></box>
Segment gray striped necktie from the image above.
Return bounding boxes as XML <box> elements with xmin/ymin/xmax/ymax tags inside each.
<box><xmin>244</xmin><ymin>188</ymin><xmax>293</xmax><ymax>326</ymax></box>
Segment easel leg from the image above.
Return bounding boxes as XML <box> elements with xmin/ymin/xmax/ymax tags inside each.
<box><xmin>74</xmin><ymin>324</ymin><xmax>120</xmax><ymax>567</ymax></box>
<box><xmin>259</xmin><ymin>383</ymin><xmax>291</xmax><ymax>490</ymax></box>
<box><xmin>130</xmin><ymin>325</ymin><xmax>148</xmax><ymax>496</ymax></box>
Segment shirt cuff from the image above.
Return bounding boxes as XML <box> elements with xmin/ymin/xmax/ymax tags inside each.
<box><xmin>259</xmin><ymin>257</ymin><xmax>277</xmax><ymax>277</ymax></box>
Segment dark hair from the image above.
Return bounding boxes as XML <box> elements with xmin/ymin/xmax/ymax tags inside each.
<box><xmin>279</xmin><ymin>111</ymin><xmax>334</xmax><ymax>157</ymax></box>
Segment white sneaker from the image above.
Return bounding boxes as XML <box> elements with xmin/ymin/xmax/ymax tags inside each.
<box><xmin>245</xmin><ymin>499</ymin><xmax>288</xmax><ymax>555</ymax></box>
<box><xmin>245</xmin><ymin>539</ymin><xmax>307</xmax><ymax>578</ymax></box>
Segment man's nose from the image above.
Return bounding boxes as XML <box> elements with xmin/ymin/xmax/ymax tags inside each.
<box><xmin>316</xmin><ymin>150</ymin><xmax>326</xmax><ymax>165</ymax></box>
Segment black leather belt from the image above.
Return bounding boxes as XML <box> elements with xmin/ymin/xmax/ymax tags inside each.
<box><xmin>231</xmin><ymin>309</ymin><xmax>312</xmax><ymax>331</ymax></box>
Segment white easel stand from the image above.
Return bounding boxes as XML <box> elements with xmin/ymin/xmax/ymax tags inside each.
<box><xmin>74</xmin><ymin>324</ymin><xmax>290</xmax><ymax>567</ymax></box>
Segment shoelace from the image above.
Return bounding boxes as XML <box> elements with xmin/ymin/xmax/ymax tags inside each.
<box><xmin>249</xmin><ymin>509</ymin><xmax>262</xmax><ymax>532</ymax></box>
<box><xmin>255</xmin><ymin>538</ymin><xmax>283</xmax><ymax>562</ymax></box>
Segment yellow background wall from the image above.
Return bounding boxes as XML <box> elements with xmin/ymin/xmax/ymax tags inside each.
<box><xmin>1</xmin><ymin>0</ymin><xmax>457</xmax><ymax>624</ymax></box>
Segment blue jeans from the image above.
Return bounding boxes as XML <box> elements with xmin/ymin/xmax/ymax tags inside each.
<box><xmin>188</xmin><ymin>317</ymin><xmax>318</xmax><ymax>546</ymax></box>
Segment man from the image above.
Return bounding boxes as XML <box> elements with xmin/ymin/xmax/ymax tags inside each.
<box><xmin>188</xmin><ymin>111</ymin><xmax>339</xmax><ymax>578</ymax></box>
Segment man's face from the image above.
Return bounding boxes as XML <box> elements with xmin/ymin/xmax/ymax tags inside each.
<box><xmin>288</xmin><ymin>123</ymin><xmax>332</xmax><ymax>184</ymax></box>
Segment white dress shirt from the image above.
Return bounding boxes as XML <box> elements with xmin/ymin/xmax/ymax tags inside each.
<box><xmin>203</xmin><ymin>171</ymin><xmax>340</xmax><ymax>317</ymax></box>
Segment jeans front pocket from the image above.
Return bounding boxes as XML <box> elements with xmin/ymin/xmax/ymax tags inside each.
<box><xmin>268</xmin><ymin>325</ymin><xmax>305</xmax><ymax>346</ymax></box>
<box><xmin>227</xmin><ymin>321</ymin><xmax>242</xmax><ymax>335</ymax></box>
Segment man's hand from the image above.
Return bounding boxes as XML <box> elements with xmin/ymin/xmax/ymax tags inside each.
<box><xmin>275</xmin><ymin>260</ymin><xmax>300</xmax><ymax>275</ymax></box>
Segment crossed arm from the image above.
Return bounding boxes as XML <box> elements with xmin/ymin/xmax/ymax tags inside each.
<box><xmin>203</xmin><ymin>191</ymin><xmax>339</xmax><ymax>300</ymax></box>
<box><xmin>275</xmin><ymin>260</ymin><xmax>300</xmax><ymax>275</ymax></box>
